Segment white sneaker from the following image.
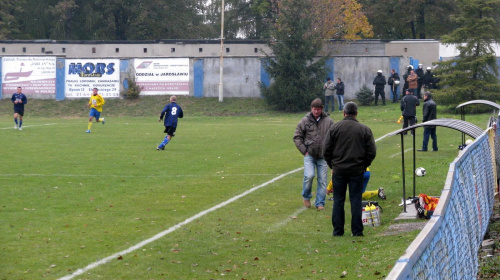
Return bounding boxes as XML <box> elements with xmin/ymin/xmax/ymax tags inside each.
<box><xmin>19</xmin><ymin>127</ymin><xmax>22</xmax><ymax>131</ymax></box>
<box><xmin>15</xmin><ymin>124</ymin><xmax>18</xmax><ymax>129</ymax></box>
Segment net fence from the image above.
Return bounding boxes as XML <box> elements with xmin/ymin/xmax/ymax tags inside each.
<box><xmin>387</xmin><ymin>128</ymin><xmax>498</xmax><ymax>279</ymax></box>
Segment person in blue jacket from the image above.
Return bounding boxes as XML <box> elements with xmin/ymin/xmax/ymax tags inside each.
<box><xmin>11</xmin><ymin>87</ymin><xmax>28</xmax><ymax>130</ymax></box>
<box><xmin>157</xmin><ymin>96</ymin><xmax>184</xmax><ymax>150</ymax></box>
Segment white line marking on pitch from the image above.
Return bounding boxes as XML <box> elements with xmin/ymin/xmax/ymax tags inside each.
<box><xmin>58</xmin><ymin>167</ymin><xmax>304</xmax><ymax>280</ymax></box>
<box><xmin>59</xmin><ymin>131</ymin><xmax>396</xmax><ymax>279</ymax></box>
<box><xmin>0</xmin><ymin>173</ymin><xmax>285</xmax><ymax>178</ymax></box>
<box><xmin>1</xmin><ymin>123</ymin><xmax>56</xmax><ymax>130</ymax></box>
<box><xmin>390</xmin><ymin>148</ymin><xmax>413</xmax><ymax>158</ymax></box>
<box><xmin>267</xmin><ymin>207</ymin><xmax>308</xmax><ymax>232</ymax></box>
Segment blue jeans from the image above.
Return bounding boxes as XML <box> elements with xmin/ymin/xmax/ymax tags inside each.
<box><xmin>391</xmin><ymin>86</ymin><xmax>399</xmax><ymax>102</ymax></box>
<box><xmin>331</xmin><ymin>171</ymin><xmax>364</xmax><ymax>236</ymax></box>
<box><xmin>324</xmin><ymin>95</ymin><xmax>335</xmax><ymax>112</ymax></box>
<box><xmin>302</xmin><ymin>155</ymin><xmax>328</xmax><ymax>208</ymax></box>
<box><xmin>422</xmin><ymin>126</ymin><xmax>438</xmax><ymax>151</ymax></box>
<box><xmin>409</xmin><ymin>88</ymin><xmax>417</xmax><ymax>96</ymax></box>
<box><xmin>337</xmin><ymin>95</ymin><xmax>344</xmax><ymax>110</ymax></box>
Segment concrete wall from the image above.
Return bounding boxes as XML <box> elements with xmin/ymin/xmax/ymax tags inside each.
<box><xmin>2</xmin><ymin>39</ymin><xmax>495</xmax><ymax>100</ymax></box>
<box><xmin>385</xmin><ymin>40</ymin><xmax>441</xmax><ymax>69</ymax></box>
<box><xmin>202</xmin><ymin>57</ymin><xmax>262</xmax><ymax>98</ymax></box>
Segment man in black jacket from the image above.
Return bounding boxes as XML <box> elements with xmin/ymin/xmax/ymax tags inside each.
<box><xmin>388</xmin><ymin>69</ymin><xmax>400</xmax><ymax>103</ymax></box>
<box><xmin>323</xmin><ymin>102</ymin><xmax>376</xmax><ymax>236</ymax></box>
<box><xmin>418</xmin><ymin>92</ymin><xmax>438</xmax><ymax>152</ymax></box>
<box><xmin>400</xmin><ymin>89</ymin><xmax>420</xmax><ymax>135</ymax></box>
<box><xmin>416</xmin><ymin>64</ymin><xmax>425</xmax><ymax>99</ymax></box>
<box><xmin>334</xmin><ymin>78</ymin><xmax>345</xmax><ymax>110</ymax></box>
<box><xmin>373</xmin><ymin>70</ymin><xmax>387</xmax><ymax>105</ymax></box>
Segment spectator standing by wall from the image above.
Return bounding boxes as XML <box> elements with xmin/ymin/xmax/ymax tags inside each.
<box><xmin>334</xmin><ymin>78</ymin><xmax>345</xmax><ymax>111</ymax></box>
<box><xmin>416</xmin><ymin>64</ymin><xmax>425</xmax><ymax>99</ymax></box>
<box><xmin>372</xmin><ymin>70</ymin><xmax>387</xmax><ymax>106</ymax></box>
<box><xmin>422</xmin><ymin>67</ymin><xmax>435</xmax><ymax>89</ymax></box>
<box><xmin>407</xmin><ymin>70</ymin><xmax>418</xmax><ymax>96</ymax></box>
<box><xmin>323</xmin><ymin>78</ymin><xmax>335</xmax><ymax>113</ymax></box>
<box><xmin>402</xmin><ymin>65</ymin><xmax>413</xmax><ymax>93</ymax></box>
<box><xmin>388</xmin><ymin>69</ymin><xmax>400</xmax><ymax>103</ymax></box>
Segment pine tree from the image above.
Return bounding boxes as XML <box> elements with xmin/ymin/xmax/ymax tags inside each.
<box><xmin>434</xmin><ymin>0</ymin><xmax>500</xmax><ymax>106</ymax></box>
<box><xmin>261</xmin><ymin>0</ymin><xmax>327</xmax><ymax>112</ymax></box>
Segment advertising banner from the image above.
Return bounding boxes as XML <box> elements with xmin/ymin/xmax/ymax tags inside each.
<box><xmin>1</xmin><ymin>57</ymin><xmax>56</xmax><ymax>95</ymax></box>
<box><xmin>134</xmin><ymin>58</ymin><xmax>189</xmax><ymax>95</ymax></box>
<box><xmin>65</xmin><ymin>59</ymin><xmax>120</xmax><ymax>98</ymax></box>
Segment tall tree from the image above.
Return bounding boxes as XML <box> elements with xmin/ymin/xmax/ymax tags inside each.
<box><xmin>358</xmin><ymin>0</ymin><xmax>458</xmax><ymax>39</ymax></box>
<box><xmin>261</xmin><ymin>0</ymin><xmax>372</xmax><ymax>112</ymax></box>
<box><xmin>261</xmin><ymin>0</ymin><xmax>327</xmax><ymax>112</ymax></box>
<box><xmin>0</xmin><ymin>0</ymin><xmax>25</xmax><ymax>39</ymax></box>
<box><xmin>48</xmin><ymin>0</ymin><xmax>78</xmax><ymax>40</ymax></box>
<box><xmin>434</xmin><ymin>0</ymin><xmax>500</xmax><ymax>106</ymax></box>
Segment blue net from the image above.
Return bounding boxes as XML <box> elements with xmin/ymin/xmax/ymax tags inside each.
<box><xmin>388</xmin><ymin>129</ymin><xmax>497</xmax><ymax>279</ymax></box>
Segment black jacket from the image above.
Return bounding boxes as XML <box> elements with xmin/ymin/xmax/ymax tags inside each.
<box><xmin>323</xmin><ymin>116</ymin><xmax>376</xmax><ymax>175</ymax></box>
<box><xmin>388</xmin><ymin>72</ymin><xmax>400</xmax><ymax>86</ymax></box>
<box><xmin>423</xmin><ymin>97</ymin><xmax>437</xmax><ymax>122</ymax></box>
<box><xmin>416</xmin><ymin>68</ymin><xmax>424</xmax><ymax>83</ymax></box>
<box><xmin>401</xmin><ymin>94</ymin><xmax>420</xmax><ymax>117</ymax></box>
<box><xmin>373</xmin><ymin>73</ymin><xmax>387</xmax><ymax>90</ymax></box>
<box><xmin>422</xmin><ymin>71</ymin><xmax>434</xmax><ymax>87</ymax></box>
<box><xmin>334</xmin><ymin>81</ymin><xmax>345</xmax><ymax>95</ymax></box>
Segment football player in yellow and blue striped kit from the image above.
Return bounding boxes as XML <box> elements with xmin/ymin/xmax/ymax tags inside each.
<box><xmin>86</xmin><ymin>88</ymin><xmax>105</xmax><ymax>133</ymax></box>
<box><xmin>327</xmin><ymin>168</ymin><xmax>386</xmax><ymax>200</ymax></box>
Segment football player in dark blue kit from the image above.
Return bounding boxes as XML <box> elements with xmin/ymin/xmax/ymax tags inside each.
<box><xmin>11</xmin><ymin>87</ymin><xmax>28</xmax><ymax>130</ymax></box>
<box><xmin>157</xmin><ymin>96</ymin><xmax>184</xmax><ymax>150</ymax></box>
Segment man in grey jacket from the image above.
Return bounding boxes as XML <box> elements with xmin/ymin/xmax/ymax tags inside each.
<box><xmin>294</xmin><ymin>98</ymin><xmax>334</xmax><ymax>210</ymax></box>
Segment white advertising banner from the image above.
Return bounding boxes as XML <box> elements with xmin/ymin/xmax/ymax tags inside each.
<box><xmin>65</xmin><ymin>59</ymin><xmax>120</xmax><ymax>98</ymax></box>
<box><xmin>1</xmin><ymin>56</ymin><xmax>56</xmax><ymax>95</ymax></box>
<box><xmin>134</xmin><ymin>58</ymin><xmax>189</xmax><ymax>95</ymax></box>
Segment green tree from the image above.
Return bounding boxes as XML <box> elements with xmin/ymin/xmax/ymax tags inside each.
<box><xmin>434</xmin><ymin>0</ymin><xmax>500</xmax><ymax>106</ymax></box>
<box><xmin>261</xmin><ymin>0</ymin><xmax>327</xmax><ymax>112</ymax></box>
<box><xmin>0</xmin><ymin>0</ymin><xmax>25</xmax><ymax>39</ymax></box>
<box><xmin>48</xmin><ymin>0</ymin><xmax>78</xmax><ymax>40</ymax></box>
<box><xmin>261</xmin><ymin>0</ymin><xmax>372</xmax><ymax>112</ymax></box>
<box><xmin>358</xmin><ymin>0</ymin><xmax>458</xmax><ymax>39</ymax></box>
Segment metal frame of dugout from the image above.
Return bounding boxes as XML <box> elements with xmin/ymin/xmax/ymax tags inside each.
<box><xmin>457</xmin><ymin>100</ymin><xmax>500</xmax><ymax>145</ymax></box>
<box><xmin>387</xmin><ymin>118</ymin><xmax>483</xmax><ymax>213</ymax></box>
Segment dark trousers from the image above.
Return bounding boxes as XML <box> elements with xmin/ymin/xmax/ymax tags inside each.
<box><xmin>403</xmin><ymin>116</ymin><xmax>416</xmax><ymax>135</ymax></box>
<box><xmin>331</xmin><ymin>172</ymin><xmax>364</xmax><ymax>236</ymax></box>
<box><xmin>422</xmin><ymin>126</ymin><xmax>438</xmax><ymax>151</ymax></box>
<box><xmin>374</xmin><ymin>89</ymin><xmax>385</xmax><ymax>105</ymax></box>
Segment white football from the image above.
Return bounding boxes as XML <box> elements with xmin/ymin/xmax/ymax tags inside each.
<box><xmin>465</xmin><ymin>139</ymin><xmax>473</xmax><ymax>145</ymax></box>
<box><xmin>415</xmin><ymin>167</ymin><xmax>426</xmax><ymax>177</ymax></box>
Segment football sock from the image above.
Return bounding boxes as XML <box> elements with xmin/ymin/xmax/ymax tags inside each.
<box><xmin>160</xmin><ymin>136</ymin><xmax>170</xmax><ymax>147</ymax></box>
<box><xmin>19</xmin><ymin>121</ymin><xmax>22</xmax><ymax>128</ymax></box>
<box><xmin>88</xmin><ymin>122</ymin><xmax>92</xmax><ymax>131</ymax></box>
<box><xmin>14</xmin><ymin>118</ymin><xmax>18</xmax><ymax>125</ymax></box>
<box><xmin>362</xmin><ymin>190</ymin><xmax>378</xmax><ymax>200</ymax></box>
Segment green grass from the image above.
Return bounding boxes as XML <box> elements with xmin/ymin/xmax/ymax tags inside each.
<box><xmin>0</xmin><ymin>97</ymin><xmax>494</xmax><ymax>279</ymax></box>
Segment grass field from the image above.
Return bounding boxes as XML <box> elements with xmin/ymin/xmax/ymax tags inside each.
<box><xmin>0</xmin><ymin>97</ymin><xmax>493</xmax><ymax>280</ymax></box>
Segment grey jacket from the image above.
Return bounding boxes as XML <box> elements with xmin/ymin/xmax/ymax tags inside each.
<box><xmin>294</xmin><ymin>112</ymin><xmax>334</xmax><ymax>159</ymax></box>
